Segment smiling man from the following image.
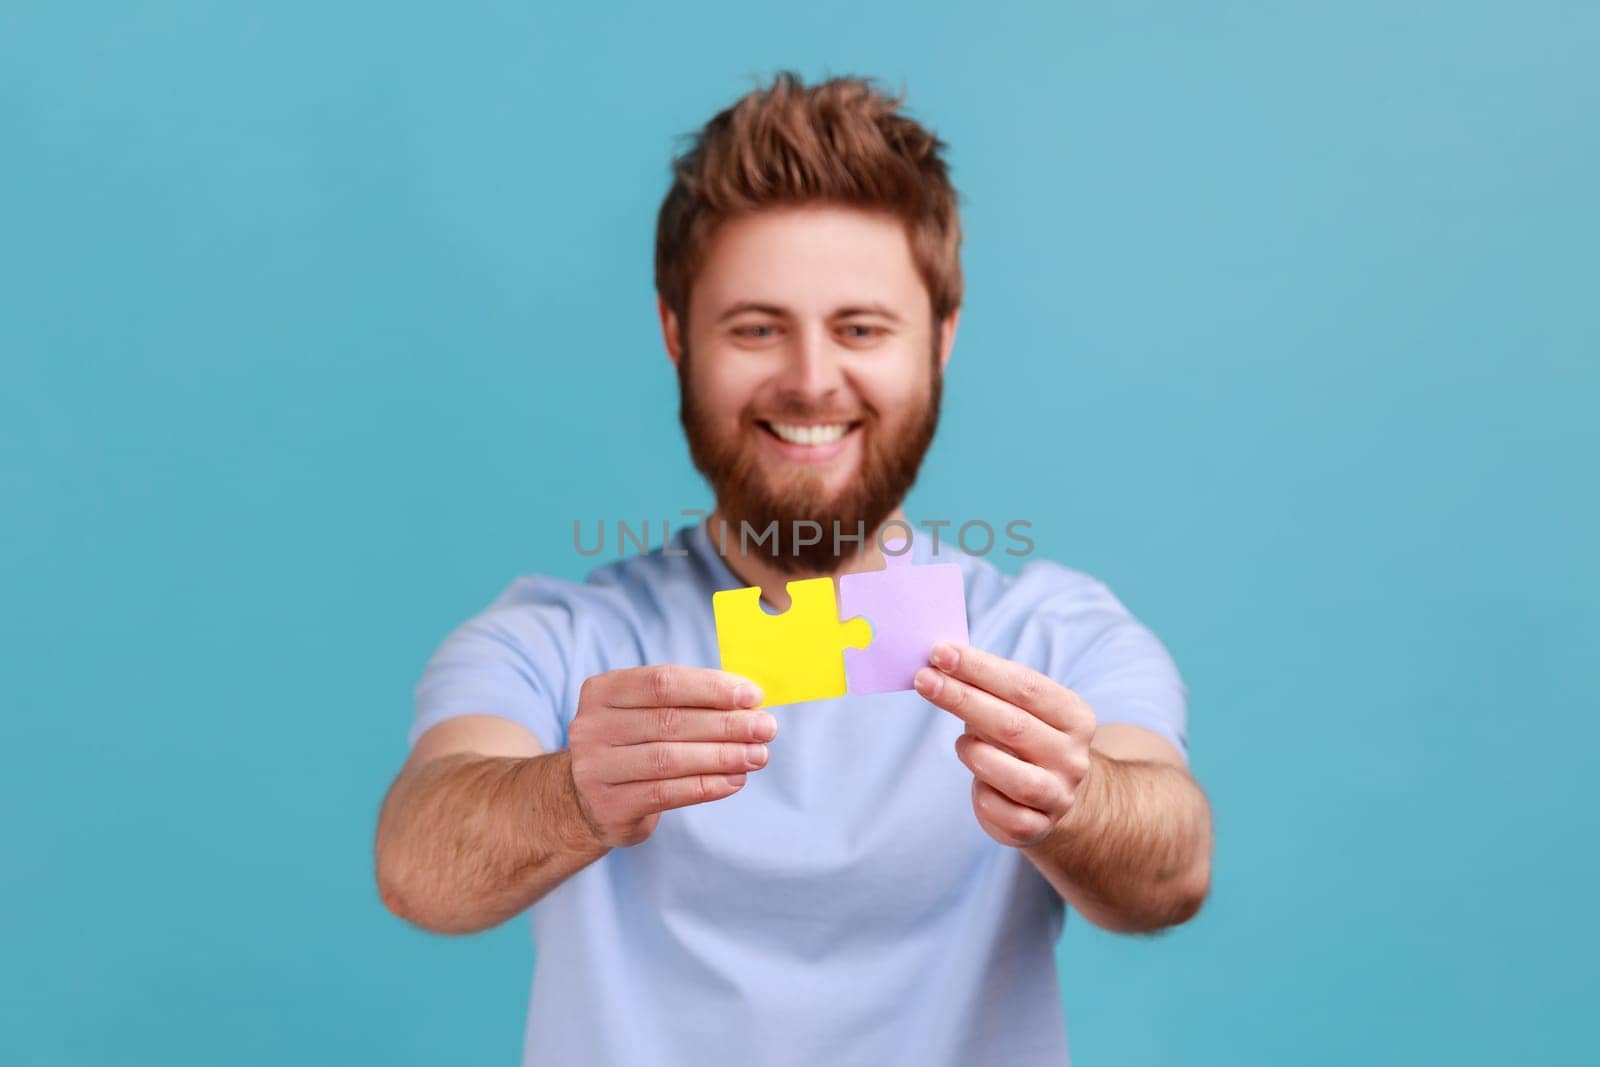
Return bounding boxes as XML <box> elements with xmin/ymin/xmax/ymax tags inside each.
<box><xmin>375</xmin><ymin>71</ymin><xmax>1212</xmax><ymax>1067</ymax></box>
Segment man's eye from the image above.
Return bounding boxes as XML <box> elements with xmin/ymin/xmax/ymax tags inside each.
<box><xmin>735</xmin><ymin>325</ymin><xmax>777</xmax><ymax>339</ymax></box>
<box><xmin>841</xmin><ymin>324</ymin><xmax>882</xmax><ymax>340</ymax></box>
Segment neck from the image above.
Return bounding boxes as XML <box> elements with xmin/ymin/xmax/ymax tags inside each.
<box><xmin>704</xmin><ymin>506</ymin><xmax>910</xmax><ymax>609</ymax></box>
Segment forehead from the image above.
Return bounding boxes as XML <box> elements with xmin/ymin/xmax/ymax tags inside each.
<box><xmin>690</xmin><ymin>203</ymin><xmax>930</xmax><ymax>318</ymax></box>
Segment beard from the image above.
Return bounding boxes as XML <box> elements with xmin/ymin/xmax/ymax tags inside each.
<box><xmin>678</xmin><ymin>348</ymin><xmax>943</xmax><ymax>575</ymax></box>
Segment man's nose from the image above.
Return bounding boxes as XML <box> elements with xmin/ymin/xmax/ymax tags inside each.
<box><xmin>775</xmin><ymin>324</ymin><xmax>846</xmax><ymax>402</ymax></box>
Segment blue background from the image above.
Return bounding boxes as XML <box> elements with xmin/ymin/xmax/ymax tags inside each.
<box><xmin>5</xmin><ymin>2</ymin><xmax>1596</xmax><ymax>1064</ymax></box>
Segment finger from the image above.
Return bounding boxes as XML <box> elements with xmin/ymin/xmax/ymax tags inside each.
<box><xmin>963</xmin><ymin>723</ymin><xmax>1021</xmax><ymax>761</ymax></box>
<box><xmin>972</xmin><ymin>779</ymin><xmax>1057</xmax><ymax>848</ymax></box>
<box><xmin>610</xmin><ymin>771</ymin><xmax>750</xmax><ymax>815</ymax></box>
<box><xmin>604</xmin><ymin>706</ymin><xmax>779</xmax><ymax>746</ymax></box>
<box><xmin>954</xmin><ymin>733</ymin><xmax>1066</xmax><ymax>817</ymax></box>
<box><xmin>928</xmin><ymin>643</ymin><xmax>1085</xmax><ymax>734</ymax></box>
<box><xmin>915</xmin><ymin>666</ymin><xmax>1058</xmax><ymax>763</ymax></box>
<box><xmin>607</xmin><ymin>665</ymin><xmax>762</xmax><ymax>710</ymax></box>
<box><xmin>602</xmin><ymin>739</ymin><xmax>769</xmax><ymax>785</ymax></box>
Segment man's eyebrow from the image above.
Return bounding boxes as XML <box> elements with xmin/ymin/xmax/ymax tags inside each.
<box><xmin>713</xmin><ymin>300</ymin><xmax>904</xmax><ymax>324</ymax></box>
<box><xmin>832</xmin><ymin>303</ymin><xmax>903</xmax><ymax>323</ymax></box>
<box><xmin>715</xmin><ymin>301</ymin><xmax>791</xmax><ymax>323</ymax></box>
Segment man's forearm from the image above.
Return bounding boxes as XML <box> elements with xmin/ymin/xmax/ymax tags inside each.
<box><xmin>1022</xmin><ymin>750</ymin><xmax>1213</xmax><ymax>933</ymax></box>
<box><xmin>375</xmin><ymin>748</ymin><xmax>608</xmax><ymax>935</ymax></box>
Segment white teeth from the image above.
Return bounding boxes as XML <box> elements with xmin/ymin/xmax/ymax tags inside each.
<box><xmin>768</xmin><ymin>422</ymin><xmax>850</xmax><ymax>446</ymax></box>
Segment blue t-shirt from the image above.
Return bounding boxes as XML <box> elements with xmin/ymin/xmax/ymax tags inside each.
<box><xmin>410</xmin><ymin>521</ymin><xmax>1188</xmax><ymax>1067</ymax></box>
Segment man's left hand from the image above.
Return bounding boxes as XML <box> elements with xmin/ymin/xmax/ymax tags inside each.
<box><xmin>914</xmin><ymin>642</ymin><xmax>1097</xmax><ymax>848</ymax></box>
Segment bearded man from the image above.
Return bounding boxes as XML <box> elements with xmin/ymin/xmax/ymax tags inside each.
<box><xmin>375</xmin><ymin>70</ymin><xmax>1212</xmax><ymax>1067</ymax></box>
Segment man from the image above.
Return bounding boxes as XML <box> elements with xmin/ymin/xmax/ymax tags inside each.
<box><xmin>375</xmin><ymin>71</ymin><xmax>1212</xmax><ymax>1066</ymax></box>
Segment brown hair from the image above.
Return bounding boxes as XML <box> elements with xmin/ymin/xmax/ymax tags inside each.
<box><xmin>654</xmin><ymin>70</ymin><xmax>963</xmax><ymax>344</ymax></box>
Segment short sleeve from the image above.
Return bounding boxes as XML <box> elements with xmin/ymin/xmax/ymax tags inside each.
<box><xmin>1015</xmin><ymin>564</ymin><xmax>1191</xmax><ymax>765</ymax></box>
<box><xmin>408</xmin><ymin>594</ymin><xmax>578</xmax><ymax>753</ymax></box>
<box><xmin>1066</xmin><ymin>610</ymin><xmax>1190</xmax><ymax>764</ymax></box>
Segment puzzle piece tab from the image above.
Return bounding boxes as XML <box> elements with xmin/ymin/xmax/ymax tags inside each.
<box><xmin>713</xmin><ymin>577</ymin><xmax>873</xmax><ymax>708</ymax></box>
<box><xmin>839</xmin><ymin>540</ymin><xmax>970</xmax><ymax>695</ymax></box>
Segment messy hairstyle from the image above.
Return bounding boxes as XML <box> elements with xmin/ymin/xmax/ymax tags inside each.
<box><xmin>654</xmin><ymin>70</ymin><xmax>964</xmax><ymax>344</ymax></box>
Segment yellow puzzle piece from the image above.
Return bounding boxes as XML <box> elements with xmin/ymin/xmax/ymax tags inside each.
<box><xmin>712</xmin><ymin>577</ymin><xmax>873</xmax><ymax>709</ymax></box>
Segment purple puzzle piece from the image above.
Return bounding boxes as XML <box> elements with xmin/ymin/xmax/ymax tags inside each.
<box><xmin>839</xmin><ymin>539</ymin><xmax>970</xmax><ymax>695</ymax></box>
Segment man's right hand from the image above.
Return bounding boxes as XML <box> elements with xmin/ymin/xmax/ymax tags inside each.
<box><xmin>566</xmin><ymin>666</ymin><xmax>776</xmax><ymax>848</ymax></box>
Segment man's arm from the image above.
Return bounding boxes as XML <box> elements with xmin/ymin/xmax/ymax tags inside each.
<box><xmin>1021</xmin><ymin>724</ymin><xmax>1212</xmax><ymax>933</ymax></box>
<box><xmin>375</xmin><ymin>715</ymin><xmax>607</xmax><ymax>935</ymax></box>
<box><xmin>914</xmin><ymin>643</ymin><xmax>1212</xmax><ymax>935</ymax></box>
<box><xmin>375</xmin><ymin>666</ymin><xmax>775</xmax><ymax>935</ymax></box>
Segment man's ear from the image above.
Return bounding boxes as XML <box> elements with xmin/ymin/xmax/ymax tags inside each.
<box><xmin>658</xmin><ymin>295</ymin><xmax>685</xmax><ymax>368</ymax></box>
<box><xmin>936</xmin><ymin>307</ymin><xmax>961</xmax><ymax>373</ymax></box>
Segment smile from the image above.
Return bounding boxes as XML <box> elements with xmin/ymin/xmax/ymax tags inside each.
<box><xmin>753</xmin><ymin>419</ymin><xmax>864</xmax><ymax>464</ymax></box>
<box><xmin>759</xmin><ymin>421</ymin><xmax>857</xmax><ymax>446</ymax></box>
